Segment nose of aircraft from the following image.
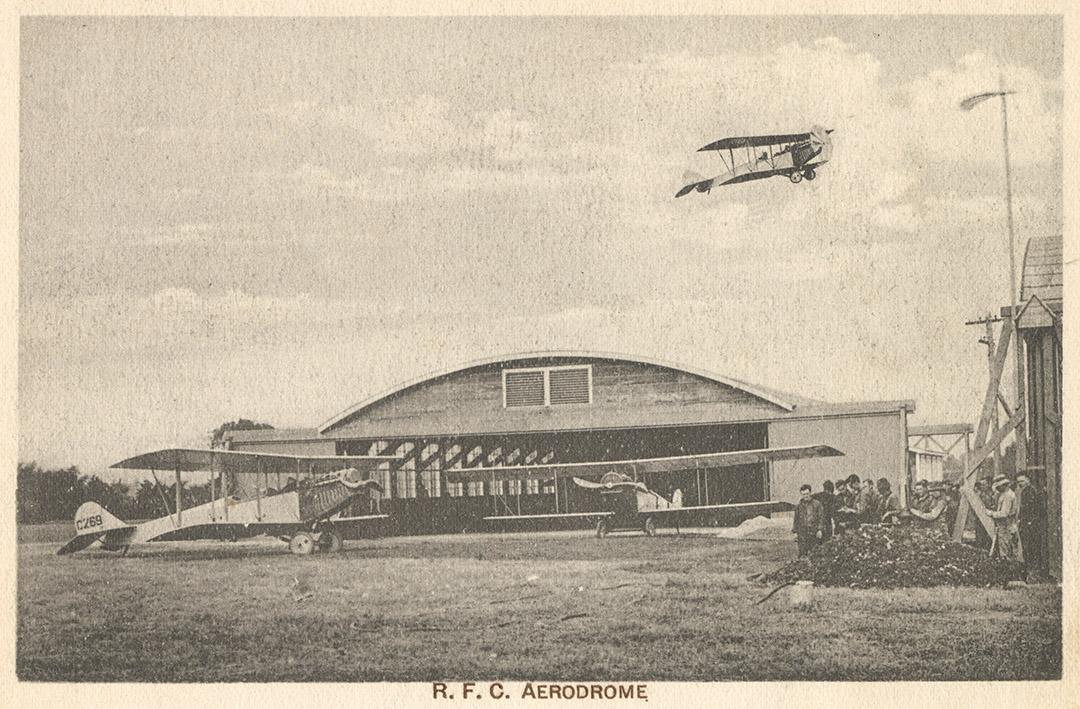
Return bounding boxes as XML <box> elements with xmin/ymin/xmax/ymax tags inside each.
<box><xmin>339</xmin><ymin>467</ymin><xmax>363</xmax><ymax>486</ymax></box>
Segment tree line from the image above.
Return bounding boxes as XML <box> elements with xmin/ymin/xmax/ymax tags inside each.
<box><xmin>17</xmin><ymin>419</ymin><xmax>272</xmax><ymax>524</ymax></box>
<box><xmin>16</xmin><ymin>462</ymin><xmax>222</xmax><ymax>524</ymax></box>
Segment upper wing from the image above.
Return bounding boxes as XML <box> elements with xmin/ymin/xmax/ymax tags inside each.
<box><xmin>444</xmin><ymin>445</ymin><xmax>843</xmax><ymax>484</ymax></box>
<box><xmin>110</xmin><ymin>448</ymin><xmax>397</xmax><ymax>476</ymax></box>
<box><xmin>698</xmin><ymin>132</ymin><xmax>811</xmax><ymax>152</ymax></box>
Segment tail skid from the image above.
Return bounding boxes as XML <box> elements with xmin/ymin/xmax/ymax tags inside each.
<box><xmin>57</xmin><ymin>502</ymin><xmax>136</xmax><ymax>555</ymax></box>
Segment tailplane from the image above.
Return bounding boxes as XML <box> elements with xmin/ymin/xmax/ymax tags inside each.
<box><xmin>57</xmin><ymin>502</ymin><xmax>135</xmax><ymax>555</ymax></box>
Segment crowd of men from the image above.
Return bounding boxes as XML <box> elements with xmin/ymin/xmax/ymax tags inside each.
<box><xmin>792</xmin><ymin>472</ymin><xmax>1048</xmax><ymax>580</ymax></box>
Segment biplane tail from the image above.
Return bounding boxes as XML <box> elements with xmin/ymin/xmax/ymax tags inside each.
<box><xmin>675</xmin><ymin>171</ymin><xmax>715</xmax><ymax>198</ymax></box>
<box><xmin>57</xmin><ymin>502</ymin><xmax>136</xmax><ymax>555</ymax></box>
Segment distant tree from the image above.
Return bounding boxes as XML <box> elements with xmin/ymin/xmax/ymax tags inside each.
<box><xmin>210</xmin><ymin>418</ymin><xmax>274</xmax><ymax>448</ymax></box>
<box><xmin>17</xmin><ymin>462</ymin><xmax>83</xmax><ymax>523</ymax></box>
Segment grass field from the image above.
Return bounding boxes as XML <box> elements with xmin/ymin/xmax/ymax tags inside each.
<box><xmin>17</xmin><ymin>526</ymin><xmax>1061</xmax><ymax>682</ymax></box>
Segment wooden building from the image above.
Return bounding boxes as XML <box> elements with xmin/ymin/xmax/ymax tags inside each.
<box><xmin>1015</xmin><ymin>235</ymin><xmax>1063</xmax><ymax>578</ymax></box>
<box><xmin>225</xmin><ymin>352</ymin><xmax>914</xmax><ymax>534</ymax></box>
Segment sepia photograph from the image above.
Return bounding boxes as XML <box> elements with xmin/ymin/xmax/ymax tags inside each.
<box><xmin>12</xmin><ymin>10</ymin><xmax>1067</xmax><ymax>695</ymax></box>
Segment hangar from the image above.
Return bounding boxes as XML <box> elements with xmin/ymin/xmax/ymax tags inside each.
<box><xmin>225</xmin><ymin>352</ymin><xmax>914</xmax><ymax>534</ymax></box>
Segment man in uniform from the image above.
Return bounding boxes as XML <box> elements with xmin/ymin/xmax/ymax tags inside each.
<box><xmin>854</xmin><ymin>475</ymin><xmax>880</xmax><ymax>526</ymax></box>
<box><xmin>877</xmin><ymin>477</ymin><xmax>900</xmax><ymax>523</ymax></box>
<box><xmin>987</xmin><ymin>474</ymin><xmax>1022</xmax><ymax>562</ymax></box>
<box><xmin>813</xmin><ymin>480</ymin><xmax>837</xmax><ymax>541</ymax></box>
<box><xmin>944</xmin><ymin>482</ymin><xmax>960</xmax><ymax>536</ymax></box>
<box><xmin>1016</xmin><ymin>474</ymin><xmax>1045</xmax><ymax>580</ymax></box>
<box><xmin>908</xmin><ymin>481</ymin><xmax>948</xmax><ymax>535</ymax></box>
<box><xmin>792</xmin><ymin>483</ymin><xmax>825</xmax><ymax>557</ymax></box>
<box><xmin>833</xmin><ymin>479</ymin><xmax>856</xmax><ymax>534</ymax></box>
<box><xmin>972</xmin><ymin>478</ymin><xmax>995</xmax><ymax>551</ymax></box>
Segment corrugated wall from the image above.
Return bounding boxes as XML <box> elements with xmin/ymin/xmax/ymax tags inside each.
<box><xmin>767</xmin><ymin>410</ymin><xmax>907</xmax><ymax>503</ymax></box>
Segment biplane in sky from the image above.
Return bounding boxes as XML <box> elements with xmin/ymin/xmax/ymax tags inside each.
<box><xmin>58</xmin><ymin>448</ymin><xmax>394</xmax><ymax>557</ymax></box>
<box><xmin>676</xmin><ymin>126</ymin><xmax>834</xmax><ymax>197</ymax></box>
<box><xmin>445</xmin><ymin>444</ymin><xmax>844</xmax><ymax>537</ymax></box>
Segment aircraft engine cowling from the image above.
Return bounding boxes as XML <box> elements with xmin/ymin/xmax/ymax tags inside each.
<box><xmin>792</xmin><ymin>142</ymin><xmax>820</xmax><ymax>168</ymax></box>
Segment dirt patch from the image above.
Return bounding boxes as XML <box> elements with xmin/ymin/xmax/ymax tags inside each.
<box><xmin>763</xmin><ymin>524</ymin><xmax>1023</xmax><ymax>588</ymax></box>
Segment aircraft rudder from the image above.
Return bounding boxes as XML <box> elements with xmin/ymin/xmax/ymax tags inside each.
<box><xmin>73</xmin><ymin>501</ymin><xmax>130</xmax><ymax>535</ymax></box>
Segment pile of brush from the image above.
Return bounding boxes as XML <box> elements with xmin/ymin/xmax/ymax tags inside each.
<box><xmin>763</xmin><ymin>524</ymin><xmax>1022</xmax><ymax>588</ymax></box>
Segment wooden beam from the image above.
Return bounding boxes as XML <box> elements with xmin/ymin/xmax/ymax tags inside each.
<box><xmin>953</xmin><ymin>409</ymin><xmax>1025</xmax><ymax>541</ymax></box>
<box><xmin>955</xmin><ymin>486</ymin><xmax>996</xmax><ymax>543</ymax></box>
<box><xmin>996</xmin><ymin>392</ymin><xmax>1014</xmax><ymax>419</ymax></box>
<box><xmin>908</xmin><ymin>423</ymin><xmax>974</xmax><ymax>436</ymax></box>
<box><xmin>965</xmin><ymin>410</ymin><xmax>1025</xmax><ymax>480</ymax></box>
<box><xmin>974</xmin><ymin>317</ymin><xmax>1013</xmax><ymax>449</ymax></box>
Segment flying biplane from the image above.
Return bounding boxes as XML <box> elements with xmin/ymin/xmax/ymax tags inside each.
<box><xmin>58</xmin><ymin>448</ymin><xmax>395</xmax><ymax>557</ymax></box>
<box><xmin>445</xmin><ymin>444</ymin><xmax>843</xmax><ymax>537</ymax></box>
<box><xmin>676</xmin><ymin>126</ymin><xmax>834</xmax><ymax>197</ymax></box>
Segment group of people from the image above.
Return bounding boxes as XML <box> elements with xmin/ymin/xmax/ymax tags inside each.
<box><xmin>791</xmin><ymin>472</ymin><xmax>1048</xmax><ymax>579</ymax></box>
<box><xmin>792</xmin><ymin>473</ymin><xmax>907</xmax><ymax>555</ymax></box>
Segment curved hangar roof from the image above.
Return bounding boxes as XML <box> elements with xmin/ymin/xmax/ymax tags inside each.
<box><xmin>317</xmin><ymin>351</ymin><xmax>902</xmax><ymax>440</ymax></box>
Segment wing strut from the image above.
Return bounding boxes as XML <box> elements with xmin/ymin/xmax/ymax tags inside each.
<box><xmin>149</xmin><ymin>468</ymin><xmax>178</xmax><ymax>529</ymax></box>
<box><xmin>175</xmin><ymin>464</ymin><xmax>182</xmax><ymax>526</ymax></box>
<box><xmin>256</xmin><ymin>458</ymin><xmax>263</xmax><ymax>521</ymax></box>
<box><xmin>223</xmin><ymin>451</ymin><xmax>229</xmax><ymax>522</ymax></box>
<box><xmin>209</xmin><ymin>462</ymin><xmax>215</xmax><ymax>522</ymax></box>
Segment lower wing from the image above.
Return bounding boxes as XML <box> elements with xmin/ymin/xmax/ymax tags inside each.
<box><xmin>646</xmin><ymin>500</ymin><xmax>794</xmax><ymax>517</ymax></box>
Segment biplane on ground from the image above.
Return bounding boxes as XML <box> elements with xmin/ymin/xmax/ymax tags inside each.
<box><xmin>57</xmin><ymin>448</ymin><xmax>395</xmax><ymax>557</ymax></box>
<box><xmin>676</xmin><ymin>126</ymin><xmax>834</xmax><ymax>197</ymax></box>
<box><xmin>445</xmin><ymin>445</ymin><xmax>844</xmax><ymax>537</ymax></box>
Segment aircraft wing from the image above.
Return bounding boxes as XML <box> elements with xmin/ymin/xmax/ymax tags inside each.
<box><xmin>698</xmin><ymin>132</ymin><xmax>811</xmax><ymax>152</ymax></box>
<box><xmin>571</xmin><ymin>477</ymin><xmax>646</xmax><ymax>491</ymax></box>
<box><xmin>110</xmin><ymin>448</ymin><xmax>397</xmax><ymax>476</ymax></box>
<box><xmin>645</xmin><ymin>500</ymin><xmax>794</xmax><ymax>517</ymax></box>
<box><xmin>444</xmin><ymin>445</ymin><xmax>843</xmax><ymax>484</ymax></box>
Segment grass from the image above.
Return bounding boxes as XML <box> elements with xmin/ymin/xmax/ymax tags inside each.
<box><xmin>17</xmin><ymin>527</ymin><xmax>1061</xmax><ymax>682</ymax></box>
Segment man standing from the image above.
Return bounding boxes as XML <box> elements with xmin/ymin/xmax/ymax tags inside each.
<box><xmin>813</xmin><ymin>480</ymin><xmax>837</xmax><ymax>541</ymax></box>
<box><xmin>987</xmin><ymin>475</ymin><xmax>1022</xmax><ymax>562</ymax></box>
<box><xmin>877</xmin><ymin>478</ymin><xmax>900</xmax><ymax>523</ymax></box>
<box><xmin>833</xmin><ymin>479</ymin><xmax>855</xmax><ymax>534</ymax></box>
<box><xmin>944</xmin><ymin>482</ymin><xmax>961</xmax><ymax>536</ymax></box>
<box><xmin>1016</xmin><ymin>474</ymin><xmax>1045</xmax><ymax>580</ymax></box>
<box><xmin>793</xmin><ymin>484</ymin><xmax>825</xmax><ymax>557</ymax></box>
<box><xmin>972</xmin><ymin>479</ymin><xmax>995</xmax><ymax>551</ymax></box>
<box><xmin>908</xmin><ymin>481</ymin><xmax>948</xmax><ymax>535</ymax></box>
<box><xmin>853</xmin><ymin>475</ymin><xmax>879</xmax><ymax>526</ymax></box>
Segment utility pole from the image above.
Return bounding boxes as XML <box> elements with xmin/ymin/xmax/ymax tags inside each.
<box><xmin>970</xmin><ymin>313</ymin><xmax>1004</xmax><ymax>476</ymax></box>
<box><xmin>960</xmin><ymin>75</ymin><xmax>1028</xmax><ymax>474</ymax></box>
<box><xmin>997</xmin><ymin>73</ymin><xmax>1027</xmax><ymax>473</ymax></box>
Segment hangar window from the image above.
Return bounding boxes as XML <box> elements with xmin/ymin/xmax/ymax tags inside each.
<box><xmin>549</xmin><ymin>367</ymin><xmax>591</xmax><ymax>405</ymax></box>
<box><xmin>503</xmin><ymin>365</ymin><xmax>592</xmax><ymax>408</ymax></box>
<box><xmin>503</xmin><ymin>369</ymin><xmax>546</xmax><ymax>407</ymax></box>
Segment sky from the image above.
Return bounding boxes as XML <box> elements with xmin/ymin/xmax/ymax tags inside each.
<box><xmin>18</xmin><ymin>15</ymin><xmax>1064</xmax><ymax>476</ymax></box>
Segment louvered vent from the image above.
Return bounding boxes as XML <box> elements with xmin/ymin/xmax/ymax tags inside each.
<box><xmin>549</xmin><ymin>367</ymin><xmax>591</xmax><ymax>405</ymax></box>
<box><xmin>504</xmin><ymin>369</ymin><xmax>545</xmax><ymax>407</ymax></box>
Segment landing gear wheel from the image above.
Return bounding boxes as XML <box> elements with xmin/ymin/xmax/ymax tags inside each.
<box><xmin>643</xmin><ymin>517</ymin><xmax>657</xmax><ymax>537</ymax></box>
<box><xmin>789</xmin><ymin>172</ymin><xmax>803</xmax><ymax>184</ymax></box>
<box><xmin>318</xmin><ymin>530</ymin><xmax>343</xmax><ymax>553</ymax></box>
<box><xmin>804</xmin><ymin>168</ymin><xmax>816</xmax><ymax>181</ymax></box>
<box><xmin>289</xmin><ymin>531</ymin><xmax>315</xmax><ymax>555</ymax></box>
<box><xmin>596</xmin><ymin>519</ymin><xmax>609</xmax><ymax>539</ymax></box>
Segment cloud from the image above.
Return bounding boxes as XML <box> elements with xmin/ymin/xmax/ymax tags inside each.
<box><xmin>265</xmin><ymin>96</ymin><xmax>607</xmax><ymax>196</ymax></box>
